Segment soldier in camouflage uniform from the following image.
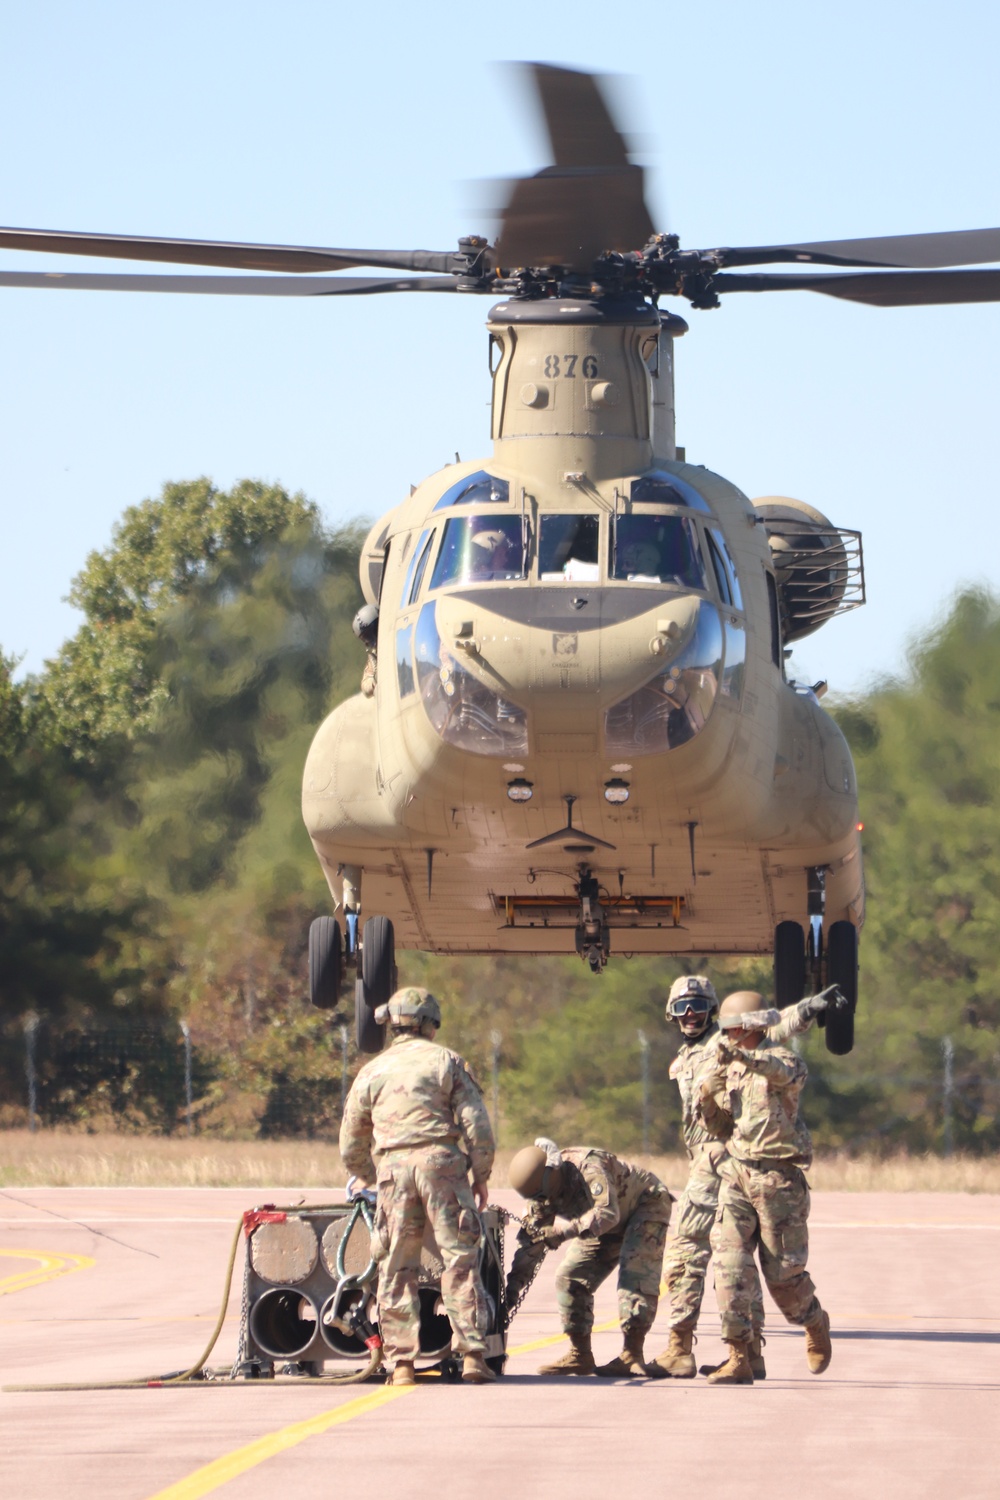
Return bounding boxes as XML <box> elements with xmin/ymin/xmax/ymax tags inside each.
<box><xmin>698</xmin><ymin>989</ymin><xmax>836</xmax><ymax>1385</ymax></box>
<box><xmin>505</xmin><ymin>1140</ymin><xmax>673</xmax><ymax>1377</ymax></box>
<box><xmin>652</xmin><ymin>974</ymin><xmax>832</xmax><ymax>1380</ymax></box>
<box><xmin>339</xmin><ymin>985</ymin><xmax>497</xmax><ymax>1386</ymax></box>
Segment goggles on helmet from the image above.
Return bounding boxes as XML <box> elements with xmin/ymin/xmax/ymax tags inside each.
<box><xmin>667</xmin><ymin>995</ymin><xmax>713</xmax><ymax>1018</ymax></box>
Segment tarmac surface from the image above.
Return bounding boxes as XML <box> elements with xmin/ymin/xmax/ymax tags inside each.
<box><xmin>2</xmin><ymin>1185</ymin><xmax>999</xmax><ymax>1500</ymax></box>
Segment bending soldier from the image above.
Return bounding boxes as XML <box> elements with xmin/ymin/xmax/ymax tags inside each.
<box><xmin>339</xmin><ymin>985</ymin><xmax>497</xmax><ymax>1387</ymax></box>
<box><xmin>505</xmin><ymin>1140</ymin><xmax>673</xmax><ymax>1378</ymax></box>
<box><xmin>652</xmin><ymin>974</ymin><xmax>833</xmax><ymax>1379</ymax></box>
<box><xmin>699</xmin><ymin>989</ymin><xmax>837</xmax><ymax>1385</ymax></box>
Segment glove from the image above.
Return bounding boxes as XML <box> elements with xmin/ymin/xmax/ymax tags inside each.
<box><xmin>346</xmin><ymin>1175</ymin><xmax>377</xmax><ymax>1206</ymax></box>
<box><xmin>801</xmin><ymin>984</ymin><xmax>847</xmax><ymax>1019</ymax></box>
<box><xmin>714</xmin><ymin>1035</ymin><xmax>742</xmax><ymax>1063</ymax></box>
<box><xmin>541</xmin><ymin>1226</ymin><xmax>568</xmax><ymax>1249</ymax></box>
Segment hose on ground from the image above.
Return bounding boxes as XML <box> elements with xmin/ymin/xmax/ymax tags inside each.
<box><xmin>3</xmin><ymin>1215</ymin><xmax>384</xmax><ymax>1393</ymax></box>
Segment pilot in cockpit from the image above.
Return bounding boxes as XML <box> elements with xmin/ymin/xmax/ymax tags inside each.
<box><xmin>469</xmin><ymin>527</ymin><xmax>515</xmax><ymax>577</ymax></box>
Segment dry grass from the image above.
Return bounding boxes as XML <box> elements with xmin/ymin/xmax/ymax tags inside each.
<box><xmin>2</xmin><ymin>1131</ymin><xmax>1000</xmax><ymax>1192</ymax></box>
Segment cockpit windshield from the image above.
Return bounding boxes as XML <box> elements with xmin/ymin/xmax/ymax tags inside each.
<box><xmin>429</xmin><ymin>514</ymin><xmax>526</xmax><ymax>588</ymax></box>
<box><xmin>539</xmin><ymin>515</ymin><xmax>600</xmax><ymax>582</ymax></box>
<box><xmin>611</xmin><ymin>514</ymin><xmax>707</xmax><ymax>588</ymax></box>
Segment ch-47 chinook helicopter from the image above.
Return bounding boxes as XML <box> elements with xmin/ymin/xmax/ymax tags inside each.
<box><xmin>5</xmin><ymin>65</ymin><xmax>1000</xmax><ymax>1058</ymax></box>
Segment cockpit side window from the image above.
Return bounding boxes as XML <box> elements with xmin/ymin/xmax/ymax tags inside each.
<box><xmin>611</xmin><ymin>514</ymin><xmax>707</xmax><ymax>588</ymax></box>
<box><xmin>399</xmin><ymin>529</ymin><xmax>430</xmax><ymax>609</ymax></box>
<box><xmin>432</xmin><ymin>471</ymin><xmax>510</xmax><ymax>511</ymax></box>
<box><xmin>707</xmin><ymin>528</ymin><xmax>743</xmax><ymax>610</ymax></box>
<box><xmin>539</xmin><ymin>515</ymin><xmax>600</xmax><ymax>582</ymax></box>
<box><xmin>429</xmin><ymin>514</ymin><xmax>526</xmax><ymax>588</ymax></box>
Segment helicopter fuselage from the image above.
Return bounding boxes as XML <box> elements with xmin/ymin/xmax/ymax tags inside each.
<box><xmin>302</xmin><ymin>295</ymin><xmax>864</xmax><ymax>962</ymax></box>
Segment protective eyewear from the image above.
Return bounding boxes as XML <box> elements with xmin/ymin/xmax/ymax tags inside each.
<box><xmin>667</xmin><ymin>995</ymin><xmax>713</xmax><ymax>1018</ymax></box>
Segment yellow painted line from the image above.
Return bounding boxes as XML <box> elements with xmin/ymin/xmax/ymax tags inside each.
<box><xmin>147</xmin><ymin>1385</ymin><xmax>414</xmax><ymax>1500</ymax></box>
<box><xmin>0</xmin><ymin>1248</ymin><xmax>94</xmax><ymax>1297</ymax></box>
<box><xmin>506</xmin><ymin>1316</ymin><xmax>619</xmax><ymax>1358</ymax></box>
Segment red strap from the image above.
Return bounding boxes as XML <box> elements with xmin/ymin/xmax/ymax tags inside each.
<box><xmin>242</xmin><ymin>1207</ymin><xmax>288</xmax><ymax>1237</ymax></box>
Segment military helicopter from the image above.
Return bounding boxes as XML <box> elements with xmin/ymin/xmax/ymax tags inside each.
<box><xmin>4</xmin><ymin>65</ymin><xmax>1000</xmax><ymax>1058</ymax></box>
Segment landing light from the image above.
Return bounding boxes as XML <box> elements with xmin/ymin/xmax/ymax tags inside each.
<box><xmin>603</xmin><ymin>778</ymin><xmax>630</xmax><ymax>805</ymax></box>
<box><xmin>507</xmin><ymin>778</ymin><xmax>534</xmax><ymax>803</ymax></box>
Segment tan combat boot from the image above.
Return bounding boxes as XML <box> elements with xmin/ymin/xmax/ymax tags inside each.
<box><xmin>650</xmin><ymin>1327</ymin><xmax>696</xmax><ymax>1379</ymax></box>
<box><xmin>748</xmin><ymin>1330</ymin><xmax>767</xmax><ymax>1380</ymax></box>
<box><xmin>390</xmin><ymin>1360</ymin><xmax>416</xmax><ymax>1387</ymax></box>
<box><xmin>462</xmin><ymin>1352</ymin><xmax>497</xmax><ymax>1384</ymax></box>
<box><xmin>804</xmin><ymin>1309</ymin><xmax>832</xmax><ymax>1374</ymax></box>
<box><xmin>705</xmin><ymin>1338</ymin><xmax>754</xmax><ymax>1385</ymax></box>
<box><xmin>595</xmin><ymin>1327</ymin><xmax>648</xmax><ymax>1378</ymax></box>
<box><xmin>537</xmin><ymin>1331</ymin><xmax>596</xmax><ymax>1376</ymax></box>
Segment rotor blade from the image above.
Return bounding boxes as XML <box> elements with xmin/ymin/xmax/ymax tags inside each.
<box><xmin>0</xmin><ymin>226</ymin><xmax>456</xmax><ymax>275</ymax></box>
<box><xmin>712</xmin><ymin>268</ymin><xmax>1000</xmax><ymax>306</ymax></box>
<box><xmin>530</xmin><ymin>63</ymin><xmax>631</xmax><ymax>168</ymax></box>
<box><xmin>0</xmin><ymin>271</ymin><xmax>458</xmax><ymax>296</ymax></box>
<box><xmin>496</xmin><ymin>64</ymin><xmax>653</xmax><ymax>270</ymax></box>
<box><xmin>718</xmin><ymin>227</ymin><xmax>1000</xmax><ymax>270</ymax></box>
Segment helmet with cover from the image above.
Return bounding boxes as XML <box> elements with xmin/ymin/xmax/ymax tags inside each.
<box><xmin>666</xmin><ymin>974</ymin><xmax>718</xmax><ymax>1037</ymax></box>
<box><xmin>374</xmin><ymin>985</ymin><xmax>442</xmax><ymax>1032</ymax></box>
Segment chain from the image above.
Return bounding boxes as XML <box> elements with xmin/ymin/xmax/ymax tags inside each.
<box><xmin>229</xmin><ymin>1241</ymin><xmax>251</xmax><ymax>1379</ymax></box>
<box><xmin>492</xmin><ymin>1205</ymin><xmax>547</xmax><ymax>1327</ymax></box>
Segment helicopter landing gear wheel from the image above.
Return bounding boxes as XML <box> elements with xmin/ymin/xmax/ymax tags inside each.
<box><xmin>355</xmin><ymin>977</ymin><xmax>385</xmax><ymax>1055</ymax></box>
<box><xmin>308</xmin><ymin>917</ymin><xmax>343</xmax><ymax>1011</ymax></box>
<box><xmin>825</xmin><ymin>920</ymin><xmax>858</xmax><ymax>1055</ymax></box>
<box><xmin>354</xmin><ymin>916</ymin><xmax>395</xmax><ymax>1054</ymax></box>
<box><xmin>774</xmin><ymin>920</ymin><xmax>806</xmax><ymax>1007</ymax></box>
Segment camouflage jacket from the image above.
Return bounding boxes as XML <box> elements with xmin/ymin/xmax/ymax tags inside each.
<box><xmin>670</xmin><ymin>1001</ymin><xmax>816</xmax><ymax>1158</ymax></box>
<box><xmin>507</xmin><ymin>1148</ymin><xmax>671</xmax><ymax>1289</ymax></box>
<box><xmin>339</xmin><ymin>1033</ymin><xmax>495</xmax><ymax>1184</ymax></box>
<box><xmin>699</xmin><ymin>1042</ymin><xmax>813</xmax><ymax>1167</ymax></box>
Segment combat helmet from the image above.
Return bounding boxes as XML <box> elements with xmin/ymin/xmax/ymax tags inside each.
<box><xmin>717</xmin><ymin>990</ymin><xmax>779</xmax><ymax>1034</ymax></box>
<box><xmin>508</xmin><ymin>1145</ymin><xmax>563</xmax><ymax>1200</ymax></box>
<box><xmin>374</xmin><ymin>985</ymin><xmax>442</xmax><ymax>1030</ymax></box>
<box><xmin>666</xmin><ymin>974</ymin><xmax>718</xmax><ymax>1029</ymax></box>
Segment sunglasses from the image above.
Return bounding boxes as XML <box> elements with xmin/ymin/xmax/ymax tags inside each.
<box><xmin>667</xmin><ymin>996</ymin><xmax>712</xmax><ymax>1018</ymax></box>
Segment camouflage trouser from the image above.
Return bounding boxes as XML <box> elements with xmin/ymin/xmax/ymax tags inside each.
<box><xmin>664</xmin><ymin>1149</ymin><xmax>765</xmax><ymax>1334</ymax></box>
<box><xmin>557</xmin><ymin>1191</ymin><xmax>671</xmax><ymax>1337</ymax></box>
<box><xmin>710</xmin><ymin>1157</ymin><xmax>821</xmax><ymax>1341</ymax></box>
<box><xmin>372</xmin><ymin>1145</ymin><xmax>489</xmax><ymax>1362</ymax></box>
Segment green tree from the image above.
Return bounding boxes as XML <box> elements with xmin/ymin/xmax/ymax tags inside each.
<box><xmin>40</xmin><ymin>479</ymin><xmax>320</xmax><ymax>760</ymax></box>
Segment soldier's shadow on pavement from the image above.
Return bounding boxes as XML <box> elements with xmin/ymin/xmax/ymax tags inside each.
<box><xmin>835</xmin><ymin>1329</ymin><xmax>1000</xmax><ymax>1344</ymax></box>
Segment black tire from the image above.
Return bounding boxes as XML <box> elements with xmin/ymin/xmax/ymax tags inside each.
<box><xmin>361</xmin><ymin>916</ymin><xmax>395</xmax><ymax>1009</ymax></box>
<box><xmin>355</xmin><ymin>977</ymin><xmax>385</xmax><ymax>1054</ymax></box>
<box><xmin>825</xmin><ymin>920</ymin><xmax>858</xmax><ymax>1055</ymax></box>
<box><xmin>308</xmin><ymin>917</ymin><xmax>342</xmax><ymax>1011</ymax></box>
<box><xmin>774</xmin><ymin>920</ymin><xmax>806</xmax><ymax>1007</ymax></box>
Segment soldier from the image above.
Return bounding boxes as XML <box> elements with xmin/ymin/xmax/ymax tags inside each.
<box><xmin>352</xmin><ymin>603</ymin><xmax>379</xmax><ymax>698</ymax></box>
<box><xmin>652</xmin><ymin>974</ymin><xmax>834</xmax><ymax>1379</ymax></box>
<box><xmin>698</xmin><ymin>989</ymin><xmax>836</xmax><ymax>1385</ymax></box>
<box><xmin>339</xmin><ymin>985</ymin><xmax>497</xmax><ymax>1387</ymax></box>
<box><xmin>504</xmin><ymin>1140</ymin><xmax>673</xmax><ymax>1377</ymax></box>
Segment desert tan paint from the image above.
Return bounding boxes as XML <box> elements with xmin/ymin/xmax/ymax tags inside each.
<box><xmin>303</xmin><ymin>302</ymin><xmax>863</xmax><ymax>957</ymax></box>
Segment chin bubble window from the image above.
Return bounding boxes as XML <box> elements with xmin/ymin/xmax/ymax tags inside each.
<box><xmin>538</xmin><ymin>515</ymin><xmax>600</xmax><ymax>582</ymax></box>
<box><xmin>429</xmin><ymin>514</ymin><xmax>526</xmax><ymax>588</ymax></box>
<box><xmin>611</xmin><ymin>514</ymin><xmax>707</xmax><ymax>587</ymax></box>
<box><xmin>604</xmin><ymin>601</ymin><xmax>723</xmax><ymax>754</ymax></box>
<box><xmin>414</xmin><ymin>602</ymin><xmax>528</xmax><ymax>756</ymax></box>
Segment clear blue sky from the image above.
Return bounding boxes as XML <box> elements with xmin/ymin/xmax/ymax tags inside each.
<box><xmin>2</xmin><ymin>0</ymin><xmax>998</xmax><ymax>695</ymax></box>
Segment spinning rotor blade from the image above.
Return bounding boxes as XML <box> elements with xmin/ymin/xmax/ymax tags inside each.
<box><xmin>719</xmin><ymin>226</ymin><xmax>1000</xmax><ymax>270</ymax></box>
<box><xmin>0</xmin><ymin>226</ymin><xmax>456</xmax><ymax>275</ymax></box>
<box><xmin>495</xmin><ymin>63</ymin><xmax>653</xmax><ymax>271</ymax></box>
<box><xmin>713</xmin><ymin>267</ymin><xmax>1000</xmax><ymax>306</ymax></box>
<box><xmin>0</xmin><ymin>271</ymin><xmax>456</xmax><ymax>295</ymax></box>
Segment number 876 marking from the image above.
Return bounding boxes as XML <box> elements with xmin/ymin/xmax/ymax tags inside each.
<box><xmin>543</xmin><ymin>354</ymin><xmax>599</xmax><ymax>379</ymax></box>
